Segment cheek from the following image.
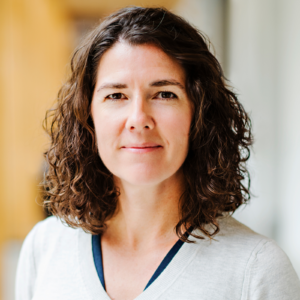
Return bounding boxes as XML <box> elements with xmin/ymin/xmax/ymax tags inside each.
<box><xmin>92</xmin><ymin>109</ymin><xmax>122</xmax><ymax>154</ymax></box>
<box><xmin>162</xmin><ymin>109</ymin><xmax>192</xmax><ymax>147</ymax></box>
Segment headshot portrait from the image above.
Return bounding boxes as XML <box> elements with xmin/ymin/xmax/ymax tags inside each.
<box><xmin>13</xmin><ymin>5</ymin><xmax>300</xmax><ymax>300</ymax></box>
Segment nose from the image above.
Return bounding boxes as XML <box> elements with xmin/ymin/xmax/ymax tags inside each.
<box><xmin>125</xmin><ymin>97</ymin><xmax>155</xmax><ymax>132</ymax></box>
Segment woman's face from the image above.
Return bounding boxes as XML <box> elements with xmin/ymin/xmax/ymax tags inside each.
<box><xmin>91</xmin><ymin>42</ymin><xmax>193</xmax><ymax>187</ymax></box>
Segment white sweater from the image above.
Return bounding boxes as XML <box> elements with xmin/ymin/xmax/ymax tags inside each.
<box><xmin>16</xmin><ymin>216</ymin><xmax>300</xmax><ymax>300</ymax></box>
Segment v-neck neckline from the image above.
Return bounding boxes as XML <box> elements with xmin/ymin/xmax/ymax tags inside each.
<box><xmin>77</xmin><ymin>228</ymin><xmax>203</xmax><ymax>300</ymax></box>
<box><xmin>92</xmin><ymin>234</ymin><xmax>186</xmax><ymax>292</ymax></box>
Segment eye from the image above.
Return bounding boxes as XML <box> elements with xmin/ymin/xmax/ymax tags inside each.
<box><xmin>105</xmin><ymin>93</ymin><xmax>127</xmax><ymax>100</ymax></box>
<box><xmin>156</xmin><ymin>91</ymin><xmax>178</xmax><ymax>100</ymax></box>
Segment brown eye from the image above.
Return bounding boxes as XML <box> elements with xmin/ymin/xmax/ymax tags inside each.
<box><xmin>106</xmin><ymin>93</ymin><xmax>126</xmax><ymax>100</ymax></box>
<box><xmin>157</xmin><ymin>92</ymin><xmax>178</xmax><ymax>99</ymax></box>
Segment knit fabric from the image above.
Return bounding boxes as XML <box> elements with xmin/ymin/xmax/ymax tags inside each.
<box><xmin>15</xmin><ymin>216</ymin><xmax>300</xmax><ymax>300</ymax></box>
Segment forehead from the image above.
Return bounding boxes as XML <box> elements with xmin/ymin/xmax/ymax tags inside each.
<box><xmin>94</xmin><ymin>42</ymin><xmax>186</xmax><ymax>85</ymax></box>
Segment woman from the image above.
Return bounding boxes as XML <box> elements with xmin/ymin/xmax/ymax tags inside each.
<box><xmin>16</xmin><ymin>6</ymin><xmax>300</xmax><ymax>300</ymax></box>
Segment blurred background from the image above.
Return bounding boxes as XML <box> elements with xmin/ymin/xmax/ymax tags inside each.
<box><xmin>0</xmin><ymin>0</ymin><xmax>299</xmax><ymax>298</ymax></box>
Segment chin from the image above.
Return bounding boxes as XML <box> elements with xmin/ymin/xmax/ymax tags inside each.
<box><xmin>115</xmin><ymin>167</ymin><xmax>184</xmax><ymax>187</ymax></box>
<box><xmin>114</xmin><ymin>168</ymin><xmax>173</xmax><ymax>187</ymax></box>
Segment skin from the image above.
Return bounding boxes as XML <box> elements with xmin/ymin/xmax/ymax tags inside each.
<box><xmin>91</xmin><ymin>42</ymin><xmax>193</xmax><ymax>300</ymax></box>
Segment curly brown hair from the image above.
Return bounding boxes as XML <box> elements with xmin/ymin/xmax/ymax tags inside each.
<box><xmin>43</xmin><ymin>6</ymin><xmax>253</xmax><ymax>241</ymax></box>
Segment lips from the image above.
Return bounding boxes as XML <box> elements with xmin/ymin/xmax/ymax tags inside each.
<box><xmin>121</xmin><ymin>143</ymin><xmax>162</xmax><ymax>148</ymax></box>
<box><xmin>121</xmin><ymin>143</ymin><xmax>162</xmax><ymax>153</ymax></box>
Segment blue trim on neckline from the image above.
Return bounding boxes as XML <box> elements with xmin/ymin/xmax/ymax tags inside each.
<box><xmin>92</xmin><ymin>234</ymin><xmax>105</xmax><ymax>290</ymax></box>
<box><xmin>143</xmin><ymin>238</ymin><xmax>184</xmax><ymax>290</ymax></box>
<box><xmin>92</xmin><ymin>229</ymin><xmax>192</xmax><ymax>291</ymax></box>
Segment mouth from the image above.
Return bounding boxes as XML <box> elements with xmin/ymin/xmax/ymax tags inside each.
<box><xmin>122</xmin><ymin>142</ymin><xmax>162</xmax><ymax>148</ymax></box>
<box><xmin>121</xmin><ymin>143</ymin><xmax>162</xmax><ymax>153</ymax></box>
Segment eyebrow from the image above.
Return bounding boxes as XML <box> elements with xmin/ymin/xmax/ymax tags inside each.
<box><xmin>96</xmin><ymin>83</ymin><xmax>127</xmax><ymax>93</ymax></box>
<box><xmin>149</xmin><ymin>79</ymin><xmax>185</xmax><ymax>90</ymax></box>
<box><xmin>96</xmin><ymin>79</ymin><xmax>185</xmax><ymax>93</ymax></box>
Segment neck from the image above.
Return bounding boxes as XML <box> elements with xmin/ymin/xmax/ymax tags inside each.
<box><xmin>103</xmin><ymin>171</ymin><xmax>185</xmax><ymax>250</ymax></box>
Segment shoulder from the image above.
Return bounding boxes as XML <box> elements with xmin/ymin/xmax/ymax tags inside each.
<box><xmin>32</xmin><ymin>215</ymin><xmax>78</xmax><ymax>237</ymax></box>
<box><xmin>194</xmin><ymin>216</ymin><xmax>275</xmax><ymax>259</ymax></box>
<box><xmin>21</xmin><ymin>216</ymin><xmax>83</xmax><ymax>264</ymax></box>
<box><xmin>28</xmin><ymin>216</ymin><xmax>78</xmax><ymax>242</ymax></box>
<box><xmin>214</xmin><ymin>216</ymin><xmax>299</xmax><ymax>275</ymax></box>
<box><xmin>16</xmin><ymin>216</ymin><xmax>83</xmax><ymax>300</ymax></box>
<box><xmin>217</xmin><ymin>215</ymin><xmax>269</xmax><ymax>243</ymax></box>
<box><xmin>200</xmin><ymin>216</ymin><xmax>300</xmax><ymax>299</ymax></box>
<box><xmin>242</xmin><ymin>235</ymin><xmax>300</xmax><ymax>299</ymax></box>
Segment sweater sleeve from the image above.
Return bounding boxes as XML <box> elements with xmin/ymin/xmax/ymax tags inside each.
<box><xmin>244</xmin><ymin>240</ymin><xmax>300</xmax><ymax>300</ymax></box>
<box><xmin>15</xmin><ymin>223</ymin><xmax>40</xmax><ymax>300</ymax></box>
